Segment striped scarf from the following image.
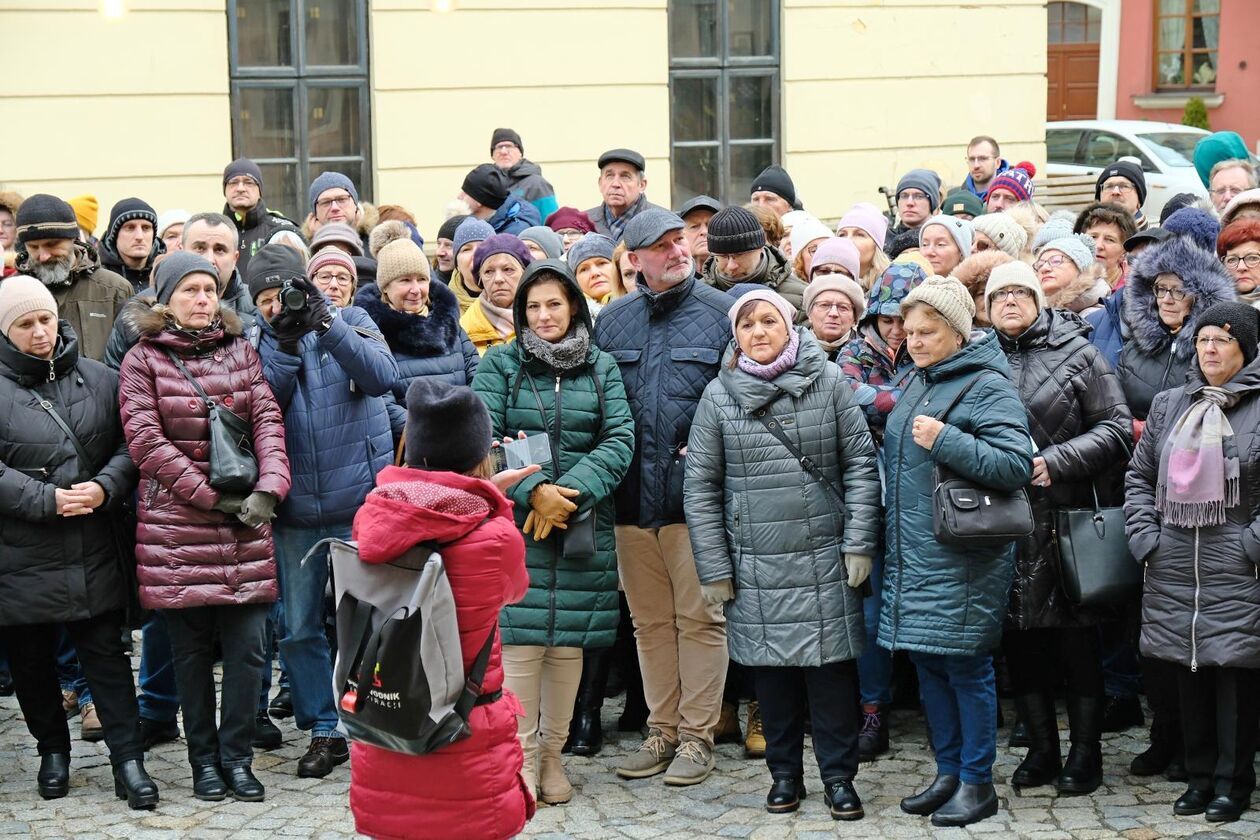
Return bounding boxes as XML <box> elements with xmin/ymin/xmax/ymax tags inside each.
<box><xmin>1156</xmin><ymin>386</ymin><xmax>1241</xmax><ymax>527</ymax></box>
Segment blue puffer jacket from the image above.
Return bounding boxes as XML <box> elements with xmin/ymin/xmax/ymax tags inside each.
<box><xmin>353</xmin><ymin>281</ymin><xmax>479</xmax><ymax>441</ymax></box>
<box><xmin>879</xmin><ymin>331</ymin><xmax>1034</xmax><ymax>656</ymax></box>
<box><xmin>592</xmin><ymin>274</ymin><xmax>733</xmax><ymax>527</ymax></box>
<box><xmin>1085</xmin><ymin>287</ymin><xmax>1125</xmax><ymax>368</ymax></box>
<box><xmin>254</xmin><ymin>306</ymin><xmax>399</xmax><ymax>528</ymax></box>
<box><xmin>488</xmin><ymin>191</ymin><xmax>542</xmax><ymax>237</ymax></box>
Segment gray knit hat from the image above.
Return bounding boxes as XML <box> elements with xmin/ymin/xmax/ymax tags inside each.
<box><xmin>308</xmin><ymin>171</ymin><xmax>359</xmax><ymax>210</ymax></box>
<box><xmin>154</xmin><ymin>252</ymin><xmax>218</xmax><ymax>305</ymax></box>
<box><xmin>1037</xmin><ymin>231</ymin><xmax>1097</xmax><ymax>273</ymax></box>
<box><xmin>707</xmin><ymin>206</ymin><xmax>766</xmax><ymax>255</ymax></box>
<box><xmin>566</xmin><ymin>232</ymin><xmax>615</xmax><ymax>270</ymax></box>
<box><xmin>901</xmin><ymin>274</ymin><xmax>975</xmax><ymax>338</ymax></box>
<box><xmin>918</xmin><ymin>215</ymin><xmax>973</xmax><ymax>259</ymax></box>
<box><xmin>518</xmin><ymin>226</ymin><xmax>563</xmax><ymax>260</ymax></box>
<box><xmin>971</xmin><ymin>213</ymin><xmax>1028</xmax><ymax>259</ymax></box>
<box><xmin>896</xmin><ymin>169</ymin><xmax>943</xmax><ymax>212</ymax></box>
<box><xmin>453</xmin><ymin>217</ymin><xmax>494</xmax><ymax>257</ymax></box>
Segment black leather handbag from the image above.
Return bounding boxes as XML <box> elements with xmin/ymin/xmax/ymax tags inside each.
<box><xmin>166</xmin><ymin>350</ymin><xmax>259</xmax><ymax>495</ymax></box>
<box><xmin>930</xmin><ymin>373</ymin><xmax>1034</xmax><ymax>547</ymax></box>
<box><xmin>1053</xmin><ymin>485</ymin><xmax>1141</xmax><ymax>607</ymax></box>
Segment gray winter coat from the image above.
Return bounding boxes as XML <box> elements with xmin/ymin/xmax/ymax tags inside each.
<box><xmin>685</xmin><ymin>330</ymin><xmax>881</xmax><ymax>666</ymax></box>
<box><xmin>1126</xmin><ymin>360</ymin><xmax>1260</xmax><ymax>670</ymax></box>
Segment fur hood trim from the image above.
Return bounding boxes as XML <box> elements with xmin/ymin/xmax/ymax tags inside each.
<box><xmin>1123</xmin><ymin>235</ymin><xmax>1236</xmax><ymax>357</ymax></box>
<box><xmin>1047</xmin><ymin>262</ymin><xmax>1109</xmax><ymax>311</ymax></box>
<box><xmin>353</xmin><ymin>279</ymin><xmax>462</xmax><ymax>357</ymax></box>
<box><xmin>951</xmin><ymin>250</ymin><xmax>1014</xmax><ymax>297</ymax></box>
<box><xmin>132</xmin><ymin>299</ymin><xmax>244</xmax><ymax>339</ymax></box>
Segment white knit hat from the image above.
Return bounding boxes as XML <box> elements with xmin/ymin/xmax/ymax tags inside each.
<box><xmin>972</xmin><ymin>212</ymin><xmax>1029</xmax><ymax>259</ymax></box>
<box><xmin>788</xmin><ymin>216</ymin><xmax>833</xmax><ymax>260</ymax></box>
<box><xmin>0</xmin><ymin>275</ymin><xmax>58</xmax><ymax>336</ymax></box>
<box><xmin>900</xmin><ymin>274</ymin><xmax>975</xmax><ymax>338</ymax></box>
<box><xmin>984</xmin><ymin>260</ymin><xmax>1046</xmax><ymax>313</ymax></box>
<box><xmin>919</xmin><ymin>215</ymin><xmax>973</xmax><ymax>259</ymax></box>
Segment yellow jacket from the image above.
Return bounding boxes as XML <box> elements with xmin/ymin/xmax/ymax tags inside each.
<box><xmin>460</xmin><ymin>300</ymin><xmax>513</xmax><ymax>356</ymax></box>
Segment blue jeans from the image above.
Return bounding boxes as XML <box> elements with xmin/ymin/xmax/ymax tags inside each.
<box><xmin>273</xmin><ymin>522</ymin><xmax>347</xmax><ymax>740</ymax></box>
<box><xmin>55</xmin><ymin>627</ymin><xmax>93</xmax><ymax>707</ymax></box>
<box><xmin>137</xmin><ymin>611</ymin><xmax>179</xmax><ymax>722</ymax></box>
<box><xmin>911</xmin><ymin>651</ymin><xmax>997</xmax><ymax>785</ymax></box>
<box><xmin>857</xmin><ymin>551</ymin><xmax>892</xmax><ymax>707</ymax></box>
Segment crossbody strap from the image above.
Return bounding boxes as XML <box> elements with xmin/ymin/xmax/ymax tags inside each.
<box><xmin>931</xmin><ymin>372</ymin><xmax>996</xmax><ymax>424</ymax></box>
<box><xmin>27</xmin><ymin>388</ymin><xmax>93</xmax><ymax>479</ymax></box>
<box><xmin>752</xmin><ymin>393</ymin><xmax>847</xmax><ymax>514</ymax></box>
<box><xmin>163</xmin><ymin>349</ymin><xmax>215</xmax><ymax>409</ymax></box>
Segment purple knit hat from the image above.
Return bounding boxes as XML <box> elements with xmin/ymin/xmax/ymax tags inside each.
<box><xmin>471</xmin><ymin>233</ymin><xmax>533</xmax><ymax>281</ymax></box>
<box><xmin>837</xmin><ymin>202</ymin><xmax>889</xmax><ymax>250</ymax></box>
<box><xmin>809</xmin><ymin>237</ymin><xmax>861</xmax><ymax>281</ymax></box>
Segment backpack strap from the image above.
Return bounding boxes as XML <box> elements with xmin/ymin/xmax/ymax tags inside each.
<box><xmin>455</xmin><ymin>624</ymin><xmax>498</xmax><ymax>716</ymax></box>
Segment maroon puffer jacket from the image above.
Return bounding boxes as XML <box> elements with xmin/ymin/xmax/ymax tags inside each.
<box><xmin>118</xmin><ymin>305</ymin><xmax>290</xmax><ymax>610</ymax></box>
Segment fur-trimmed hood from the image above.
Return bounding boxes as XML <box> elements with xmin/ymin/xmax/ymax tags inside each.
<box><xmin>951</xmin><ymin>250</ymin><xmax>1014</xmax><ymax>297</ymax></box>
<box><xmin>353</xmin><ymin>279</ymin><xmax>462</xmax><ymax>357</ymax></box>
<box><xmin>1123</xmin><ymin>235</ymin><xmax>1236</xmax><ymax>358</ymax></box>
<box><xmin>1047</xmin><ymin>262</ymin><xmax>1110</xmax><ymax>313</ymax></box>
<box><xmin>132</xmin><ymin>296</ymin><xmax>244</xmax><ymax>347</ymax></box>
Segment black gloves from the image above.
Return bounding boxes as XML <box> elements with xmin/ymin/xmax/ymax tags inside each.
<box><xmin>305</xmin><ymin>287</ymin><xmax>332</xmax><ymax>335</ymax></box>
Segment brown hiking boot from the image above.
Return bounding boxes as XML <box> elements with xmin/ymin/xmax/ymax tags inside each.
<box><xmin>744</xmin><ymin>701</ymin><xmax>766</xmax><ymax>758</ymax></box>
<box><xmin>714</xmin><ymin>701</ymin><xmax>743</xmax><ymax>744</ymax></box>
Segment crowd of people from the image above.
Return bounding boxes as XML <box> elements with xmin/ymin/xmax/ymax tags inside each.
<box><xmin>1</xmin><ymin>125</ymin><xmax>1260</xmax><ymax>838</ymax></box>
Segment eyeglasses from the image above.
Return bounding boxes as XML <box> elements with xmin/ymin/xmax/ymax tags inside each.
<box><xmin>1101</xmin><ymin>181</ymin><xmax>1135</xmax><ymax>194</ymax></box>
<box><xmin>1223</xmin><ymin>253</ymin><xmax>1260</xmax><ymax>269</ymax></box>
<box><xmin>989</xmin><ymin>287</ymin><xmax>1035</xmax><ymax>303</ymax></box>
<box><xmin>898</xmin><ymin>191</ymin><xmax>930</xmax><ymax>203</ymax></box>
<box><xmin>225</xmin><ymin>176</ymin><xmax>258</xmax><ymax>189</ymax></box>
<box><xmin>316</xmin><ymin>194</ymin><xmax>355</xmax><ymax>210</ymax></box>
<box><xmin>1196</xmin><ymin>335</ymin><xmax>1238</xmax><ymax>349</ymax></box>
<box><xmin>1152</xmin><ymin>284</ymin><xmax>1187</xmax><ymax>301</ymax></box>
<box><xmin>966</xmin><ymin>156</ymin><xmax>993</xmax><ymax>164</ymax></box>
<box><xmin>811</xmin><ymin>266</ymin><xmax>853</xmax><ymax>278</ymax></box>
<box><xmin>1211</xmin><ymin>186</ymin><xmax>1246</xmax><ymax>199</ymax></box>
<box><xmin>1033</xmin><ymin>255</ymin><xmax>1070</xmax><ymax>272</ymax></box>
<box><xmin>313</xmin><ymin>271</ymin><xmax>354</xmax><ymax>286</ymax></box>
<box><xmin>493</xmin><ymin>142</ymin><xmax>518</xmax><ymax>153</ymax></box>
<box><xmin>810</xmin><ymin>301</ymin><xmax>853</xmax><ymax>315</ymax></box>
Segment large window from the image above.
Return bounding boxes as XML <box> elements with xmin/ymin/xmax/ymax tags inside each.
<box><xmin>228</xmin><ymin>0</ymin><xmax>372</xmax><ymax>221</ymax></box>
<box><xmin>1153</xmin><ymin>0</ymin><xmax>1219</xmax><ymax>90</ymax></box>
<box><xmin>668</xmin><ymin>0</ymin><xmax>780</xmax><ymax>205</ymax></box>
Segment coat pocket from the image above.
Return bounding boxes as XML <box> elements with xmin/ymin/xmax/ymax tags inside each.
<box><xmin>666</xmin><ymin>347</ymin><xmax>720</xmax><ymax>399</ymax></box>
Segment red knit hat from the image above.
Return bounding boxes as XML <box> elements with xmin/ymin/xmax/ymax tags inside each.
<box><xmin>986</xmin><ymin>162</ymin><xmax>1037</xmax><ymax>202</ymax></box>
<box><xmin>544</xmin><ymin>206</ymin><xmax>595</xmax><ymax>234</ymax></box>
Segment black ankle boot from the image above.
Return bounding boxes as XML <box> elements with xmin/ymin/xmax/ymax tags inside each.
<box><xmin>192</xmin><ymin>763</ymin><xmax>227</xmax><ymax>801</ymax></box>
<box><xmin>113</xmin><ymin>759</ymin><xmax>159</xmax><ymax>809</ymax></box>
<box><xmin>564</xmin><ymin>648</ymin><xmax>611</xmax><ymax>756</ymax></box>
<box><xmin>901</xmin><ymin>774</ymin><xmax>959</xmax><ymax>815</ymax></box>
<box><xmin>823</xmin><ymin>779</ymin><xmax>864</xmax><ymax>821</ymax></box>
<box><xmin>930</xmin><ymin>781</ymin><xmax>999</xmax><ymax>827</ymax></box>
<box><xmin>1057</xmin><ymin>695</ymin><xmax>1103</xmax><ymax>795</ymax></box>
<box><xmin>765</xmin><ymin>776</ymin><xmax>805</xmax><ymax>813</ymax></box>
<box><xmin>1010</xmin><ymin>692</ymin><xmax>1061</xmax><ymax>788</ymax></box>
<box><xmin>224</xmin><ymin>766</ymin><xmax>265</xmax><ymax>801</ymax></box>
<box><xmin>37</xmin><ymin>753</ymin><xmax>70</xmax><ymax>799</ymax></box>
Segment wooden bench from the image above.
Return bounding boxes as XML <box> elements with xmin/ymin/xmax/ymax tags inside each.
<box><xmin>1033</xmin><ymin>174</ymin><xmax>1098</xmax><ymax>214</ymax></box>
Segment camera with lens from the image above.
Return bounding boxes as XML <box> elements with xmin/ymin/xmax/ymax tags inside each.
<box><xmin>279</xmin><ymin>279</ymin><xmax>308</xmax><ymax>314</ymax></box>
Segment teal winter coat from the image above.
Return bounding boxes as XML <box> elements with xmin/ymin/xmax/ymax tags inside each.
<box><xmin>472</xmin><ymin>262</ymin><xmax>635</xmax><ymax>649</ymax></box>
<box><xmin>878</xmin><ymin>331</ymin><xmax>1034</xmax><ymax>656</ymax></box>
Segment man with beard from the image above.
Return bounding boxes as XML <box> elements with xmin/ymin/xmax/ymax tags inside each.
<box><xmin>13</xmin><ymin>194</ymin><xmax>131</xmax><ymax>361</ymax></box>
<box><xmin>100</xmin><ymin>198</ymin><xmax>164</xmax><ymax>292</ymax></box>
<box><xmin>223</xmin><ymin>157</ymin><xmax>300</xmax><ymax>275</ymax></box>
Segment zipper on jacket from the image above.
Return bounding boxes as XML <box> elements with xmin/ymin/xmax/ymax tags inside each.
<box><xmin>1190</xmin><ymin>526</ymin><xmax>1201</xmax><ymax>673</ymax></box>
<box><xmin>47</xmin><ymin>359</ymin><xmax>55</xmax><ymax>382</ymax></box>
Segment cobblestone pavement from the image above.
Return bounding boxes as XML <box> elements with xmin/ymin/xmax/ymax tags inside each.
<box><xmin>2</xmin><ymin>661</ymin><xmax>1258</xmax><ymax>839</ymax></box>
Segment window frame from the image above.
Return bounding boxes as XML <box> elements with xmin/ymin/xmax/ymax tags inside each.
<box><xmin>1151</xmin><ymin>0</ymin><xmax>1220</xmax><ymax>92</ymax></box>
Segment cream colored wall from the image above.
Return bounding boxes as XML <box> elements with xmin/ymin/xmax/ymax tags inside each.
<box><xmin>0</xmin><ymin>1</ymin><xmax>232</xmax><ymax>238</ymax></box>
<box><xmin>782</xmin><ymin>0</ymin><xmax>1048</xmax><ymax>220</ymax></box>
<box><xmin>370</xmin><ymin>0</ymin><xmax>671</xmax><ymax>238</ymax></box>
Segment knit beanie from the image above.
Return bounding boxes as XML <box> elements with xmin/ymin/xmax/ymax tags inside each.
<box><xmin>1160</xmin><ymin>192</ymin><xmax>1199</xmax><ymax>225</ymax></box>
<box><xmin>971</xmin><ymin>212</ymin><xmax>1028</xmax><ymax>259</ymax></box>
<box><xmin>727</xmin><ymin>287</ymin><xmax>796</xmax><ymax>335</ymax></box>
<box><xmin>103</xmin><ymin>198</ymin><xmax>158</xmax><ymax>252</ymax></box>
<box><xmin>838</xmin><ymin>202</ymin><xmax>889</xmax><ymax>250</ymax></box>
<box><xmin>490</xmin><ymin>128</ymin><xmax>523</xmax><ymax>155</ymax></box>
<box><xmin>461</xmin><ymin>164</ymin><xmax>510</xmax><ymax>210</ymax></box>
<box><xmin>919</xmin><ymin>215</ymin><xmax>973</xmax><ymax>259</ymax></box>
<box><xmin>157</xmin><ymin>209</ymin><xmax>190</xmax><ymax>240</ymax></box>
<box><xmin>15</xmin><ymin>195</ymin><xmax>80</xmax><ymax>244</ymax></box>
<box><xmin>1164</xmin><ymin>207</ymin><xmax>1221</xmax><ymax>255</ymax></box>
<box><xmin>1194</xmin><ymin>131</ymin><xmax>1251</xmax><ymax>189</ymax></box>
<box><xmin>896</xmin><ymin>169</ymin><xmax>943</xmax><ymax>211</ymax></box>
<box><xmin>1195</xmin><ymin>302</ymin><xmax>1260</xmax><ymax>366</ymax></box>
<box><xmin>404</xmin><ymin>379</ymin><xmax>492</xmax><ymax>473</ymax></box>
<box><xmin>375</xmin><ymin>223</ymin><xmax>431</xmax><ymax>294</ymax></box>
<box><xmin>887</xmin><ymin>228</ymin><xmax>923</xmax><ymax>261</ymax></box>
<box><xmin>1037</xmin><ymin>231</ymin><xmax>1096</xmax><ymax>273</ymax></box>
<box><xmin>987</xmin><ymin>162</ymin><xmax>1037</xmax><ymax>202</ymax></box>
<box><xmin>901</xmin><ymin>274</ymin><xmax>975</xmax><ymax>338</ymax></box>
<box><xmin>246</xmin><ymin>244</ymin><xmax>305</xmax><ymax>303</ymax></box>
<box><xmin>985</xmin><ymin>260</ymin><xmax>1046</xmax><ymax>312</ymax></box>
<box><xmin>471</xmin><ymin>234</ymin><xmax>533</xmax><ymax>281</ymax></box>
<box><xmin>803</xmin><ymin>274</ymin><xmax>866</xmax><ymax>322</ymax></box>
<box><xmin>453</xmin><ymin>217</ymin><xmax>495</xmax><ymax>258</ymax></box>
<box><xmin>519</xmin><ymin>226</ymin><xmax>563</xmax><ymax>259</ymax></box>
<box><xmin>707</xmin><ymin>206</ymin><xmax>767</xmax><ymax>255</ymax></box>
<box><xmin>0</xmin><ymin>275</ymin><xmax>58</xmax><ymax>336</ymax></box>
<box><xmin>1222</xmin><ymin>188</ymin><xmax>1260</xmax><ymax>227</ymax></box>
<box><xmin>67</xmin><ymin>195</ymin><xmax>99</xmax><ymax>237</ymax></box>
<box><xmin>566</xmin><ymin>232</ymin><xmax>615</xmax><ymax>271</ymax></box>
<box><xmin>1095</xmin><ymin>160</ymin><xmax>1148</xmax><ymax>207</ymax></box>
<box><xmin>788</xmin><ymin>217</ymin><xmax>833</xmax><ymax>262</ymax></box>
<box><xmin>1032</xmin><ymin>216</ymin><xmax>1074</xmax><ymax>252</ymax></box>
<box><xmin>749</xmin><ymin>165</ymin><xmax>799</xmax><ymax>209</ymax></box>
<box><xmin>307</xmin><ymin>248</ymin><xmax>357</xmax><ymax>285</ymax></box>
<box><xmin>308</xmin><ymin>171</ymin><xmax>359</xmax><ymax>211</ymax></box>
<box><xmin>223</xmin><ymin>157</ymin><xmax>264</xmax><ymax>189</ymax></box>
<box><xmin>437</xmin><ymin>214</ymin><xmax>469</xmax><ymax>243</ymax></box>
<box><xmin>313</xmin><ymin>222</ymin><xmax>366</xmax><ymax>257</ymax></box>
<box><xmin>809</xmin><ymin>237</ymin><xmax>861</xmax><ymax>281</ymax></box>
<box><xmin>544</xmin><ymin>206</ymin><xmax>596</xmax><ymax>234</ymax></box>
<box><xmin>942</xmin><ymin>189</ymin><xmax>985</xmax><ymax>219</ymax></box>
<box><xmin>153</xmin><ymin>251</ymin><xmax>218</xmax><ymax>306</ymax></box>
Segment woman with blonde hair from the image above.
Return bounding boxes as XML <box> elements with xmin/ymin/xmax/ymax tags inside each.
<box><xmin>836</xmin><ymin>204</ymin><xmax>891</xmax><ymax>291</ymax></box>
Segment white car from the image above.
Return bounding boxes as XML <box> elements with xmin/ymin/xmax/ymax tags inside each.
<box><xmin>1045</xmin><ymin>120</ymin><xmax>1210</xmax><ymax>220</ymax></box>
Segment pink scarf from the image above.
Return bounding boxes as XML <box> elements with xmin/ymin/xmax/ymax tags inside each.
<box><xmin>737</xmin><ymin>328</ymin><xmax>800</xmax><ymax>380</ymax></box>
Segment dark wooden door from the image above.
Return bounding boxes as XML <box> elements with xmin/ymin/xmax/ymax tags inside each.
<box><xmin>1047</xmin><ymin>1</ymin><xmax>1101</xmax><ymax>120</ymax></box>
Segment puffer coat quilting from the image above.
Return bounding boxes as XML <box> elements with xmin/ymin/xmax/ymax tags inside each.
<box><xmin>685</xmin><ymin>330</ymin><xmax>881</xmax><ymax>667</ymax></box>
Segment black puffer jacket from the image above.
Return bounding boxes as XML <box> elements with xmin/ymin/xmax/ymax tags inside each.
<box><xmin>1126</xmin><ymin>360</ymin><xmax>1260</xmax><ymax>670</ymax></box>
<box><xmin>997</xmin><ymin>309</ymin><xmax>1133</xmax><ymax>629</ymax></box>
<box><xmin>0</xmin><ymin>323</ymin><xmax>137</xmax><ymax>626</ymax></box>
<box><xmin>226</xmin><ymin>200</ymin><xmax>300</xmax><ymax>276</ymax></box>
<box><xmin>1117</xmin><ymin>236</ymin><xmax>1235</xmax><ymax>420</ymax></box>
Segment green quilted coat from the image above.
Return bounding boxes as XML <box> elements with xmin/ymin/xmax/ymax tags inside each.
<box><xmin>472</xmin><ymin>263</ymin><xmax>635</xmax><ymax>649</ymax></box>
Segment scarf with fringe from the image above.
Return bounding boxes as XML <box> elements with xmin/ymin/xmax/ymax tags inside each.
<box><xmin>1157</xmin><ymin>385</ymin><xmax>1240</xmax><ymax>527</ymax></box>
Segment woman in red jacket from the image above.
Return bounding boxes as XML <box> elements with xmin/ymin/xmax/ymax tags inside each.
<box><xmin>118</xmin><ymin>252</ymin><xmax>290</xmax><ymax>803</ymax></box>
<box><xmin>349</xmin><ymin>377</ymin><xmax>533</xmax><ymax>840</ymax></box>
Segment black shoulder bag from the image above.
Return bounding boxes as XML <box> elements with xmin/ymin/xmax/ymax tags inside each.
<box><xmin>929</xmin><ymin>373</ymin><xmax>1034</xmax><ymax>547</ymax></box>
<box><xmin>164</xmin><ymin>350</ymin><xmax>259</xmax><ymax>495</ymax></box>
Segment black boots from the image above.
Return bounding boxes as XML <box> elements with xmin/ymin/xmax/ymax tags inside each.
<box><xmin>113</xmin><ymin>759</ymin><xmax>159</xmax><ymax>810</ymax></box>
<box><xmin>1010</xmin><ymin>692</ymin><xmax>1061</xmax><ymax>788</ymax></box>
<box><xmin>1057</xmin><ymin>695</ymin><xmax>1103</xmax><ymax>795</ymax></box>
<box><xmin>765</xmin><ymin>776</ymin><xmax>805</xmax><ymax>814</ymax></box>
<box><xmin>900</xmin><ymin>774</ymin><xmax>958</xmax><ymax>815</ymax></box>
<box><xmin>192</xmin><ymin>764</ymin><xmax>228</xmax><ymax>801</ymax></box>
<box><xmin>930</xmin><ymin>781</ymin><xmax>999</xmax><ymax>827</ymax></box>
<box><xmin>1133</xmin><ymin>657</ymin><xmax>1185</xmax><ymax>779</ymax></box>
<box><xmin>224</xmin><ymin>766</ymin><xmax>266</xmax><ymax>801</ymax></box>
<box><xmin>565</xmin><ymin>648</ymin><xmax>611</xmax><ymax>756</ymax></box>
<box><xmin>823</xmin><ymin>779</ymin><xmax>864</xmax><ymax>821</ymax></box>
<box><xmin>37</xmin><ymin>753</ymin><xmax>70</xmax><ymax>799</ymax></box>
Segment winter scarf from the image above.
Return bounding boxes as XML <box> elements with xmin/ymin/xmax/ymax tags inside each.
<box><xmin>478</xmin><ymin>296</ymin><xmax>515</xmax><ymax>338</ymax></box>
<box><xmin>520</xmin><ymin>322</ymin><xmax>591</xmax><ymax>372</ymax></box>
<box><xmin>737</xmin><ymin>327</ymin><xmax>800</xmax><ymax>380</ymax></box>
<box><xmin>1157</xmin><ymin>386</ymin><xmax>1241</xmax><ymax>527</ymax></box>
